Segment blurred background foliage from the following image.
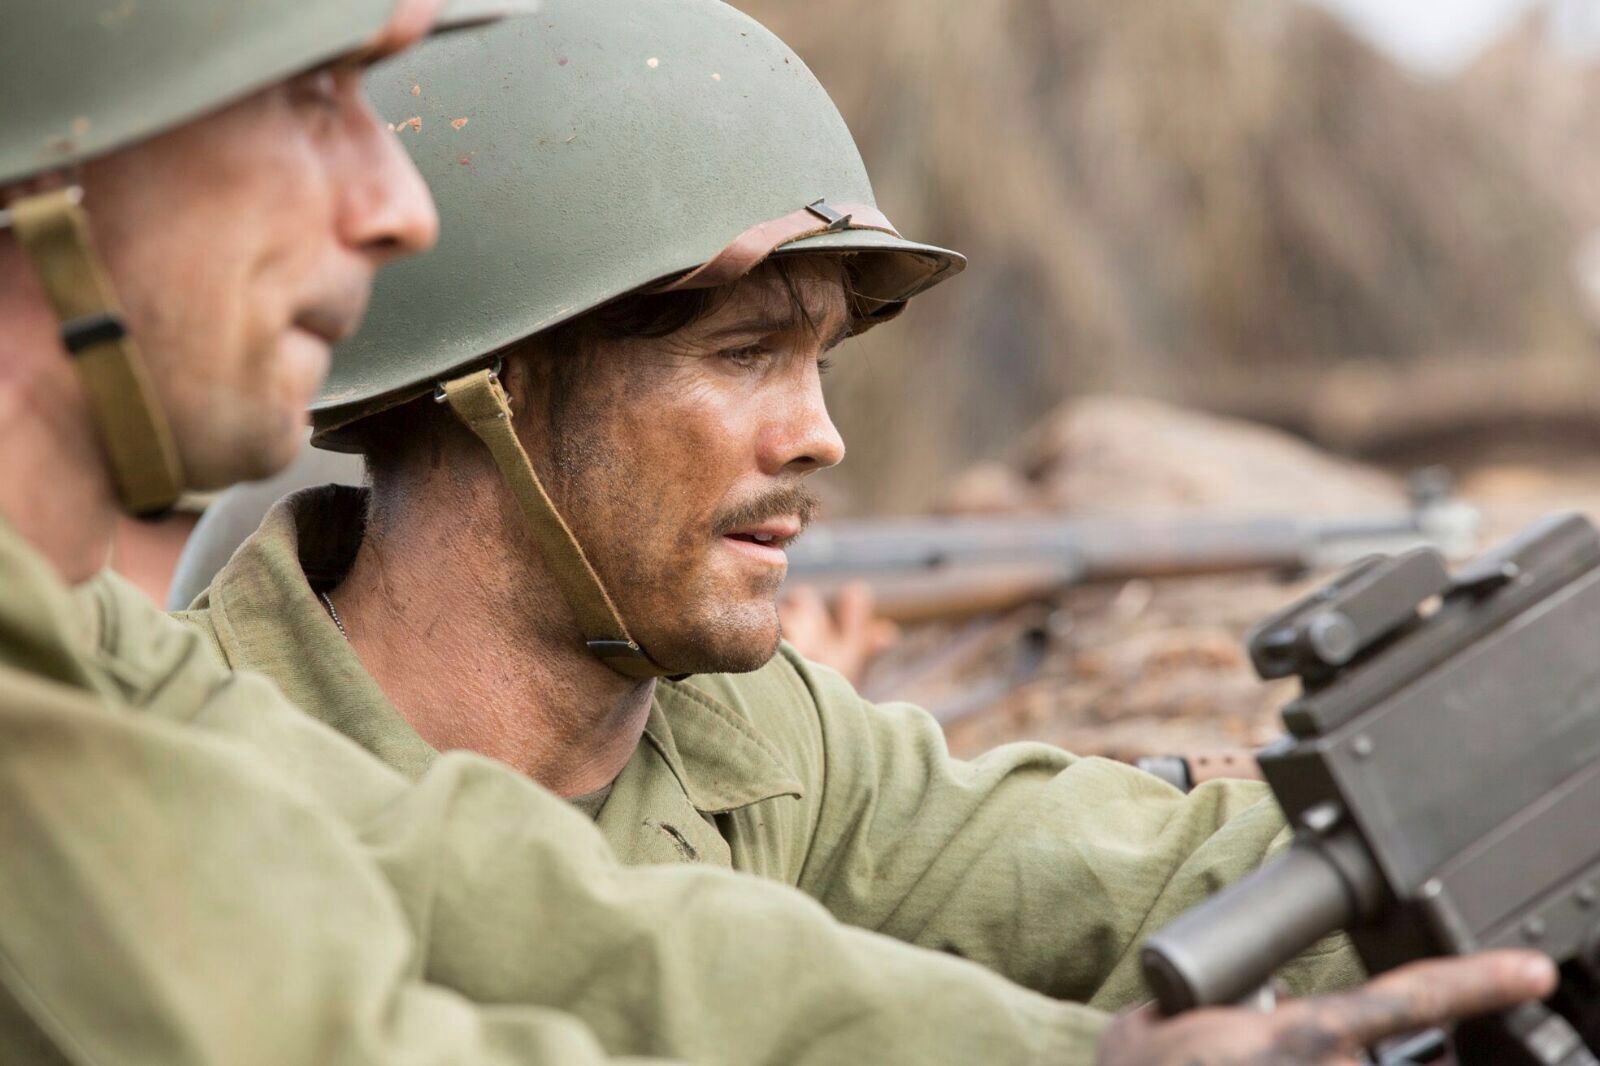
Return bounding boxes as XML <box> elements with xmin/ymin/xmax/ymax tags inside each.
<box><xmin>733</xmin><ymin>0</ymin><xmax>1600</xmax><ymax>513</ymax></box>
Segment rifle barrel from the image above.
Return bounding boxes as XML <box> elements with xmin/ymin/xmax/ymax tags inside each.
<box><xmin>786</xmin><ymin>504</ymin><xmax>1478</xmax><ymax>624</ymax></box>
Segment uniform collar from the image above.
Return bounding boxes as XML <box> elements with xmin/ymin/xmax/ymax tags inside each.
<box><xmin>649</xmin><ymin>679</ymin><xmax>802</xmax><ymax>812</ymax></box>
<box><xmin>205</xmin><ymin>485</ymin><xmax>440</xmax><ymax>779</ymax></box>
<box><xmin>206</xmin><ymin>485</ymin><xmax>801</xmax><ymax>811</ymax></box>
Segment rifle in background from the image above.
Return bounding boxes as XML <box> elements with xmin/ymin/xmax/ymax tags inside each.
<box><xmin>786</xmin><ymin>472</ymin><xmax>1480</xmax><ymax>625</ymax></box>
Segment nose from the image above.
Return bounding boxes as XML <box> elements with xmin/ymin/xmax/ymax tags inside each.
<box><xmin>336</xmin><ymin>91</ymin><xmax>440</xmax><ymax>262</ymax></box>
<box><xmin>763</xmin><ymin>365</ymin><xmax>846</xmax><ymax>476</ymax></box>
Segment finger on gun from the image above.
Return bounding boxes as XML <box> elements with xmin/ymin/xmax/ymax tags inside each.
<box><xmin>1280</xmin><ymin>951</ymin><xmax>1557</xmax><ymax>1049</ymax></box>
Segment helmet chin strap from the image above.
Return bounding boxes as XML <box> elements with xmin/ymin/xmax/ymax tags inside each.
<box><xmin>4</xmin><ymin>187</ymin><xmax>184</xmax><ymax>518</ymax></box>
<box><xmin>436</xmin><ymin>365</ymin><xmax>684</xmax><ymax>681</ymax></box>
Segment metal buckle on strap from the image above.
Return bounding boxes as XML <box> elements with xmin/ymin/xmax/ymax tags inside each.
<box><xmin>805</xmin><ymin>199</ymin><xmax>853</xmax><ymax>233</ymax></box>
<box><xmin>434</xmin><ymin>356</ymin><xmax>504</xmax><ymax>403</ymax></box>
<box><xmin>589</xmin><ymin>639</ymin><xmax>688</xmax><ymax>681</ymax></box>
<box><xmin>60</xmin><ymin>310</ymin><xmax>127</xmax><ymax>354</ymax></box>
<box><xmin>587</xmin><ymin>639</ymin><xmax>648</xmax><ymax>660</ymax></box>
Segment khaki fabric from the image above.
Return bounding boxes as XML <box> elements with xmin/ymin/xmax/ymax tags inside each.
<box><xmin>180</xmin><ymin>487</ymin><xmax>1362</xmax><ymax>1011</ymax></box>
<box><xmin>0</xmin><ymin>510</ymin><xmax>1115</xmax><ymax>1064</ymax></box>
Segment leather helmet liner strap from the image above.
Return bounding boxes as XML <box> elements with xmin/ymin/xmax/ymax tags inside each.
<box><xmin>7</xmin><ymin>188</ymin><xmax>184</xmax><ymax>518</ymax></box>
<box><xmin>652</xmin><ymin>200</ymin><xmax>900</xmax><ymax>294</ymax></box>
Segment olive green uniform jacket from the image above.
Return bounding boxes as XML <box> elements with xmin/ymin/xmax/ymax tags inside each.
<box><xmin>179</xmin><ymin>492</ymin><xmax>1358</xmax><ymax>990</ymax></box>
<box><xmin>4</xmin><ymin>504</ymin><xmax>1215</xmax><ymax>1065</ymax></box>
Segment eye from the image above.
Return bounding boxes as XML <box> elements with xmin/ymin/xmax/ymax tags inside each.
<box><xmin>719</xmin><ymin>342</ymin><xmax>773</xmax><ymax>369</ymax></box>
<box><xmin>816</xmin><ymin>356</ymin><xmax>834</xmax><ymax>377</ymax></box>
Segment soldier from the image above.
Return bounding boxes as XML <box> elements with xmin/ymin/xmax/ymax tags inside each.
<box><xmin>172</xmin><ymin>1</ymin><xmax>1557</xmax><ymax>1061</ymax></box>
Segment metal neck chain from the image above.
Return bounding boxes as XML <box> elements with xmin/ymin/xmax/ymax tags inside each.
<box><xmin>319</xmin><ymin>590</ymin><xmax>349</xmax><ymax>641</ymax></box>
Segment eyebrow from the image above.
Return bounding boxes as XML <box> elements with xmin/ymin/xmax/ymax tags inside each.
<box><xmin>710</xmin><ymin>317</ymin><xmax>853</xmax><ymax>351</ymax></box>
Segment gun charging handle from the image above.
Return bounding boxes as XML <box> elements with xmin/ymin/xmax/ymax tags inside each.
<box><xmin>1140</xmin><ymin>805</ymin><xmax>1384</xmax><ymax>1015</ymax></box>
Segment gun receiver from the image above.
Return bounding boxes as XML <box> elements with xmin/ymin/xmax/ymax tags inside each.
<box><xmin>1140</xmin><ymin>513</ymin><xmax>1600</xmax><ymax>1063</ymax></box>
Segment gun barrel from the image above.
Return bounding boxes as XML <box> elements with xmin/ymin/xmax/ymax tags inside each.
<box><xmin>1141</xmin><ymin>826</ymin><xmax>1381</xmax><ymax>1013</ymax></box>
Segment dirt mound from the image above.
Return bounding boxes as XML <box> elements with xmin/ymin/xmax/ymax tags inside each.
<box><xmin>734</xmin><ymin>0</ymin><xmax>1594</xmax><ymax>512</ymax></box>
<box><xmin>994</xmin><ymin>394</ymin><xmax>1404</xmax><ymax>515</ymax></box>
<box><xmin>855</xmin><ymin>400</ymin><xmax>1424</xmax><ymax>759</ymax></box>
<box><xmin>851</xmin><ymin>395</ymin><xmax>1600</xmax><ymax>760</ymax></box>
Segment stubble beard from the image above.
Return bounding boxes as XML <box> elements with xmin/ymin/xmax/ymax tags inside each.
<box><xmin>549</xmin><ymin>437</ymin><xmax>811</xmax><ymax>676</ymax></box>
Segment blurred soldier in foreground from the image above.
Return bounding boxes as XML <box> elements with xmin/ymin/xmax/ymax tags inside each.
<box><xmin>0</xmin><ymin>3</ymin><xmax>751</xmax><ymax>1060</ymax></box>
<box><xmin>171</xmin><ymin>1</ymin><xmax>1555</xmax><ymax>1060</ymax></box>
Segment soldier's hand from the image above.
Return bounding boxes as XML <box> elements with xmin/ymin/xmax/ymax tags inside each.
<box><xmin>779</xmin><ymin>581</ymin><xmax>899</xmax><ymax>684</ymax></box>
<box><xmin>1096</xmin><ymin>950</ymin><xmax>1557</xmax><ymax>1065</ymax></box>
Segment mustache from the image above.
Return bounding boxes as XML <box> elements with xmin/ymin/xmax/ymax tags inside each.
<box><xmin>711</xmin><ymin>485</ymin><xmax>820</xmax><ymax>538</ymax></box>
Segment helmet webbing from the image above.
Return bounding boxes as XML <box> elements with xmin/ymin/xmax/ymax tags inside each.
<box><xmin>437</xmin><ymin>367</ymin><xmax>679</xmax><ymax>680</ymax></box>
<box><xmin>5</xmin><ymin>188</ymin><xmax>184</xmax><ymax>518</ymax></box>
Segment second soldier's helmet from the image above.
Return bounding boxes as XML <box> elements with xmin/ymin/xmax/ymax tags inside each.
<box><xmin>312</xmin><ymin>0</ymin><xmax>965</xmax><ymax>447</ymax></box>
<box><xmin>314</xmin><ymin>0</ymin><xmax>965</xmax><ymax>679</ymax></box>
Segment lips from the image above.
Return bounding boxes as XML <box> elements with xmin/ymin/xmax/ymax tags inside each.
<box><xmin>720</xmin><ymin>518</ymin><xmax>803</xmax><ymax>568</ymax></box>
<box><xmin>712</xmin><ymin>486</ymin><xmax>819</xmax><ymax>569</ymax></box>
<box><xmin>293</xmin><ymin>309</ymin><xmax>357</xmax><ymax>346</ymax></box>
<box><xmin>722</xmin><ymin>517</ymin><xmax>803</xmax><ymax>549</ymax></box>
<box><xmin>292</xmin><ymin>277</ymin><xmax>373</xmax><ymax>348</ymax></box>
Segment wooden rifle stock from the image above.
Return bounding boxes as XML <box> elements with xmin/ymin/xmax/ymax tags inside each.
<box><xmin>800</xmin><ymin>563</ymin><xmax>1076</xmax><ymax>626</ymax></box>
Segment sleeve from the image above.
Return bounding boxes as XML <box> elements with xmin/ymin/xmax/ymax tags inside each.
<box><xmin>86</xmin><ymin>571</ymin><xmax>1121</xmax><ymax>1064</ymax></box>
<box><xmin>351</xmin><ymin>751</ymin><xmax>1114</xmax><ymax>1066</ymax></box>
<box><xmin>0</xmin><ymin>668</ymin><xmax>1119</xmax><ymax>1066</ymax></box>
<box><xmin>775</xmin><ymin>649</ymin><xmax>1364</xmax><ymax>1010</ymax></box>
<box><xmin>0</xmin><ymin>671</ymin><xmax>675</xmax><ymax>1066</ymax></box>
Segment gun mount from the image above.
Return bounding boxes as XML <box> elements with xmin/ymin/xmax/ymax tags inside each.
<box><xmin>1140</xmin><ymin>513</ymin><xmax>1600</xmax><ymax>1065</ymax></box>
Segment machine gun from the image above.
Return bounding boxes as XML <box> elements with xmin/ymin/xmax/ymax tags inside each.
<box><xmin>1139</xmin><ymin>512</ymin><xmax>1600</xmax><ymax>1065</ymax></box>
<box><xmin>785</xmin><ymin>474</ymin><xmax>1478</xmax><ymax>625</ymax></box>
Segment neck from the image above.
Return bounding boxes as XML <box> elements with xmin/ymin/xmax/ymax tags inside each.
<box><xmin>0</xmin><ymin>251</ymin><xmax>120</xmax><ymax>583</ymax></box>
<box><xmin>332</xmin><ymin>467</ymin><xmax>654</xmax><ymax>797</ymax></box>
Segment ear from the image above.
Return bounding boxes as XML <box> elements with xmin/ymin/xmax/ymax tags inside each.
<box><xmin>492</xmin><ymin>343</ymin><xmax>562</xmax><ymax>469</ymax></box>
<box><xmin>496</xmin><ymin>343</ymin><xmax>538</xmax><ymax>405</ymax></box>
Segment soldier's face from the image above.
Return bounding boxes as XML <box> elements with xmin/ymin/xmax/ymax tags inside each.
<box><xmin>79</xmin><ymin>64</ymin><xmax>439</xmax><ymax>489</ymax></box>
<box><xmin>535</xmin><ymin>260</ymin><xmax>850</xmax><ymax>674</ymax></box>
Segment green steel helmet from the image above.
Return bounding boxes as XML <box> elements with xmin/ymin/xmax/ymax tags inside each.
<box><xmin>1</xmin><ymin>0</ymin><xmax>527</xmax><ymax>186</ymax></box>
<box><xmin>312</xmin><ymin>0</ymin><xmax>966</xmax><ymax>446</ymax></box>
<box><xmin>1</xmin><ymin>0</ymin><xmax>534</xmax><ymax>518</ymax></box>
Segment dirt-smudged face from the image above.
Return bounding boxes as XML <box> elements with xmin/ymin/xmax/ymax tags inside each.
<box><xmin>79</xmin><ymin>64</ymin><xmax>439</xmax><ymax>489</ymax></box>
<box><xmin>522</xmin><ymin>259</ymin><xmax>850</xmax><ymax>675</ymax></box>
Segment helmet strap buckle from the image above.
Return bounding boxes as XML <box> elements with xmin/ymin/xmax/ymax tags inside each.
<box><xmin>434</xmin><ymin>355</ymin><xmax>502</xmax><ymax>404</ymax></box>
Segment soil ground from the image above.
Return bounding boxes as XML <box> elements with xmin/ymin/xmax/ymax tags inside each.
<box><xmin>851</xmin><ymin>399</ymin><xmax>1600</xmax><ymax>762</ymax></box>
